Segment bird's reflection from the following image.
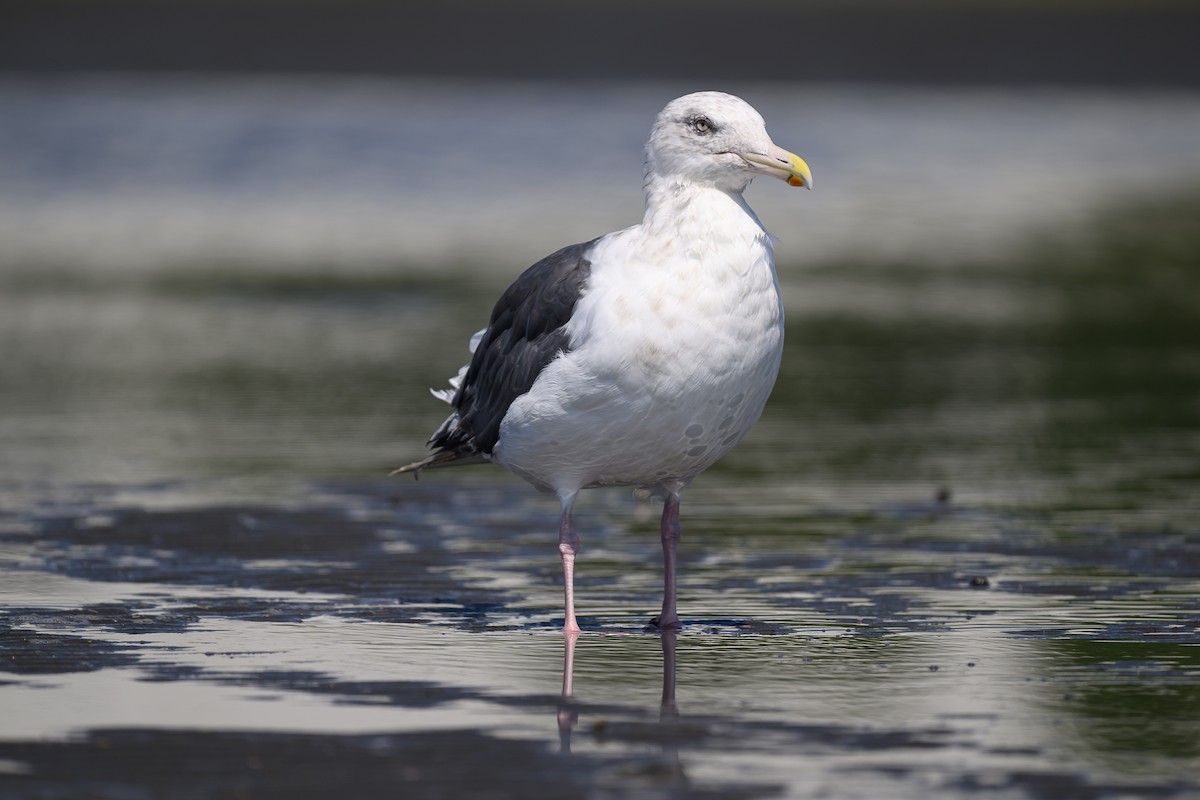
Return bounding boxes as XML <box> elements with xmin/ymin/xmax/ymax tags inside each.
<box><xmin>557</xmin><ymin>629</ymin><xmax>680</xmax><ymax>753</ymax></box>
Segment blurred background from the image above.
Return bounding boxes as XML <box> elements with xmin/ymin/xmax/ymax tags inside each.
<box><xmin>1</xmin><ymin>0</ymin><xmax>1199</xmax><ymax>519</ymax></box>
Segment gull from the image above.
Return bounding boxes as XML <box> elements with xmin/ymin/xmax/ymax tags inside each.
<box><xmin>396</xmin><ymin>91</ymin><xmax>811</xmax><ymax>635</ymax></box>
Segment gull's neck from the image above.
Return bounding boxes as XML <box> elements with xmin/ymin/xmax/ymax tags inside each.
<box><xmin>640</xmin><ymin>172</ymin><xmax>768</xmax><ymax>245</ymax></box>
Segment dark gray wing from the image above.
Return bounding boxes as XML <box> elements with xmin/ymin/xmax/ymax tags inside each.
<box><xmin>429</xmin><ymin>238</ymin><xmax>596</xmax><ymax>457</ymax></box>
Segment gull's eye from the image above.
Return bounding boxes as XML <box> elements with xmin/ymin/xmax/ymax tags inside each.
<box><xmin>689</xmin><ymin>116</ymin><xmax>714</xmax><ymax>135</ymax></box>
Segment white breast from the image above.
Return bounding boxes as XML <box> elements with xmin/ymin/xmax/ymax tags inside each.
<box><xmin>493</xmin><ymin>187</ymin><xmax>784</xmax><ymax>496</ymax></box>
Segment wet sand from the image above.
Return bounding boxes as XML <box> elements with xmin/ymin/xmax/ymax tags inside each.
<box><xmin>2</xmin><ymin>480</ymin><xmax>1198</xmax><ymax>798</ymax></box>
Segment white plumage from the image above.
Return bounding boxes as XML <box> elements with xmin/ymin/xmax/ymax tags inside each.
<box><xmin>497</xmin><ymin>189</ymin><xmax>783</xmax><ymax>494</ymax></box>
<box><xmin>397</xmin><ymin>91</ymin><xmax>811</xmax><ymax>635</ymax></box>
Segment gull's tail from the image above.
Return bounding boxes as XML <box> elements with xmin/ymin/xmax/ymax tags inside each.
<box><xmin>394</xmin><ymin>327</ymin><xmax>489</xmax><ymax>479</ymax></box>
<box><xmin>391</xmin><ymin>445</ymin><xmax>487</xmax><ymax>479</ymax></box>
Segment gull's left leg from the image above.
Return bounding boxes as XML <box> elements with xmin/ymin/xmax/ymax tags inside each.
<box><xmin>654</xmin><ymin>491</ymin><xmax>683</xmax><ymax>630</ymax></box>
<box><xmin>558</xmin><ymin>491</ymin><xmax>582</xmax><ymax>636</ymax></box>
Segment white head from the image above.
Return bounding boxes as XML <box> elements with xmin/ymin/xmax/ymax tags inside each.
<box><xmin>645</xmin><ymin>91</ymin><xmax>812</xmax><ymax>194</ymax></box>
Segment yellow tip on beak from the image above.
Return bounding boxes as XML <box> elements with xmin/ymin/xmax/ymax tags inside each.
<box><xmin>742</xmin><ymin>145</ymin><xmax>813</xmax><ymax>190</ymax></box>
<box><xmin>782</xmin><ymin>150</ymin><xmax>813</xmax><ymax>190</ymax></box>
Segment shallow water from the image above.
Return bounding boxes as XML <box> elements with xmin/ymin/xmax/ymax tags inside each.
<box><xmin>1</xmin><ymin>77</ymin><xmax>1199</xmax><ymax>798</ymax></box>
<box><xmin>2</xmin><ymin>484</ymin><xmax>1198</xmax><ymax>798</ymax></box>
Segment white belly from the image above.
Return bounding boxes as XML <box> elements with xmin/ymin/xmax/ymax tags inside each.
<box><xmin>493</xmin><ymin>219</ymin><xmax>784</xmax><ymax>496</ymax></box>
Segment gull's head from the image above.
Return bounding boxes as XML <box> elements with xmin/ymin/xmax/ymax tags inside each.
<box><xmin>645</xmin><ymin>91</ymin><xmax>812</xmax><ymax>193</ymax></box>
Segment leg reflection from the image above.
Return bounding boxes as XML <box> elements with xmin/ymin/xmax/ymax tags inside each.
<box><xmin>660</xmin><ymin>628</ymin><xmax>678</xmax><ymax>718</ymax></box>
<box><xmin>658</xmin><ymin>629</ymin><xmax>685</xmax><ymax>782</ymax></box>
<box><xmin>557</xmin><ymin>629</ymin><xmax>682</xmax><ymax>755</ymax></box>
<box><xmin>557</xmin><ymin>630</ymin><xmax>580</xmax><ymax>752</ymax></box>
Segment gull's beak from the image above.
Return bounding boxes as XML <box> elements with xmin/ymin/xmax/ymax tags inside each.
<box><xmin>741</xmin><ymin>142</ymin><xmax>813</xmax><ymax>189</ymax></box>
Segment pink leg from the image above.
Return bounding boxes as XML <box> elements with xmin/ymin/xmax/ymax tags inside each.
<box><xmin>558</xmin><ymin>494</ymin><xmax>582</xmax><ymax>635</ymax></box>
<box><xmin>655</xmin><ymin>493</ymin><xmax>683</xmax><ymax>630</ymax></box>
